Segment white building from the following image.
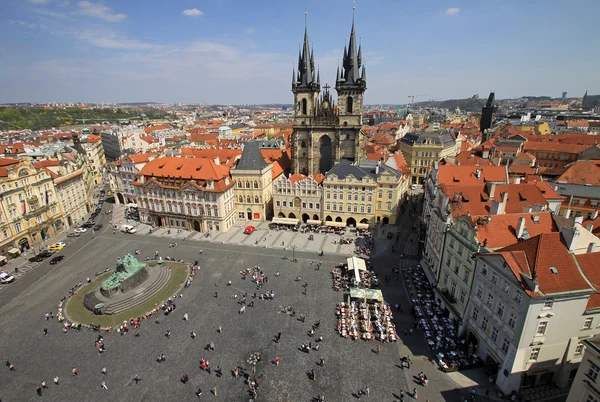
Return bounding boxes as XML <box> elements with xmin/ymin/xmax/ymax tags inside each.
<box><xmin>566</xmin><ymin>335</ymin><xmax>600</xmax><ymax>402</ymax></box>
<box><xmin>464</xmin><ymin>230</ymin><xmax>600</xmax><ymax>396</ymax></box>
<box><xmin>272</xmin><ymin>173</ymin><xmax>324</xmax><ymax>222</ymax></box>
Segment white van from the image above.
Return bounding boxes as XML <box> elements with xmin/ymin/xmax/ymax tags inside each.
<box><xmin>120</xmin><ymin>224</ymin><xmax>136</xmax><ymax>234</ymax></box>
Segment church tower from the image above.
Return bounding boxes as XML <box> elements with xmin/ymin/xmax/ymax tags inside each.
<box><xmin>480</xmin><ymin>92</ymin><xmax>496</xmax><ymax>142</ymax></box>
<box><xmin>291</xmin><ymin>21</ymin><xmax>320</xmax><ymax>175</ymax></box>
<box><xmin>291</xmin><ymin>14</ymin><xmax>366</xmax><ymax>176</ymax></box>
<box><xmin>335</xmin><ymin>18</ymin><xmax>367</xmax><ymax>167</ymax></box>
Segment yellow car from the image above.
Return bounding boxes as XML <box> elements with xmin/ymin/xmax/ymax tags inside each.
<box><xmin>48</xmin><ymin>242</ymin><xmax>66</xmax><ymax>251</ymax></box>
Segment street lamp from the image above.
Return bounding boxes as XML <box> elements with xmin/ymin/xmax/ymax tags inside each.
<box><xmin>292</xmin><ymin>245</ymin><xmax>297</xmax><ymax>262</ymax></box>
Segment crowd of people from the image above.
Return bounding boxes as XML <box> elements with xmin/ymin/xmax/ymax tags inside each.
<box><xmin>336</xmin><ymin>301</ymin><xmax>398</xmax><ymax>342</ymax></box>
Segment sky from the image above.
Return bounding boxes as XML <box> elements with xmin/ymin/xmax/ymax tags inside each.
<box><xmin>1</xmin><ymin>0</ymin><xmax>599</xmax><ymax>105</ymax></box>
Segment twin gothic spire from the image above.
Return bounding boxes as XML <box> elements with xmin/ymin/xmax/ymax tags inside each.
<box><xmin>293</xmin><ymin>15</ymin><xmax>366</xmax><ymax>91</ymax></box>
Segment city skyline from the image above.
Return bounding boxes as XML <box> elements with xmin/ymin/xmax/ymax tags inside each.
<box><xmin>1</xmin><ymin>0</ymin><xmax>599</xmax><ymax>104</ymax></box>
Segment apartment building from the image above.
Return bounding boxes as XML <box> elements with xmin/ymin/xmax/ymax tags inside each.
<box><xmin>273</xmin><ymin>173</ymin><xmax>324</xmax><ymax>222</ymax></box>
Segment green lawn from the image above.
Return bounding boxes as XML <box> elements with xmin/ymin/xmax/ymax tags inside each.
<box><xmin>65</xmin><ymin>262</ymin><xmax>189</xmax><ymax>328</ymax></box>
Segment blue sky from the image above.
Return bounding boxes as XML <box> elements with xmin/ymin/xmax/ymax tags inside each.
<box><xmin>1</xmin><ymin>0</ymin><xmax>598</xmax><ymax>104</ymax></box>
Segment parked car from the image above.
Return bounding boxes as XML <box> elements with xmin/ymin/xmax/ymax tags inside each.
<box><xmin>410</xmin><ymin>184</ymin><xmax>419</xmax><ymax>190</ymax></box>
<box><xmin>28</xmin><ymin>255</ymin><xmax>45</xmax><ymax>263</ymax></box>
<box><xmin>93</xmin><ymin>224</ymin><xmax>103</xmax><ymax>231</ymax></box>
<box><xmin>38</xmin><ymin>250</ymin><xmax>54</xmax><ymax>258</ymax></box>
<box><xmin>67</xmin><ymin>232</ymin><xmax>80</xmax><ymax>238</ymax></box>
<box><xmin>0</xmin><ymin>272</ymin><xmax>15</xmax><ymax>284</ymax></box>
<box><xmin>49</xmin><ymin>256</ymin><xmax>65</xmax><ymax>265</ymax></box>
<box><xmin>244</xmin><ymin>225</ymin><xmax>256</xmax><ymax>235</ymax></box>
<box><xmin>74</xmin><ymin>228</ymin><xmax>88</xmax><ymax>233</ymax></box>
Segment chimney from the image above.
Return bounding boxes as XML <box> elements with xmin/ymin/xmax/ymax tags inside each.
<box><xmin>490</xmin><ymin>200</ymin><xmax>501</xmax><ymax>215</ymax></box>
<box><xmin>514</xmin><ymin>177</ymin><xmax>521</xmax><ymax>184</ymax></box>
<box><xmin>476</xmin><ymin>169</ymin><xmax>481</xmax><ymax>179</ymax></box>
<box><xmin>587</xmin><ymin>224</ymin><xmax>595</xmax><ymax>232</ymax></box>
<box><xmin>564</xmin><ymin>209</ymin><xmax>572</xmax><ymax>219</ymax></box>
<box><xmin>456</xmin><ymin>161</ymin><xmax>460</xmax><ymax>166</ymax></box>
<box><xmin>516</xmin><ymin>217</ymin><xmax>526</xmax><ymax>239</ymax></box>
<box><xmin>593</xmin><ymin>210</ymin><xmax>599</xmax><ymax>220</ymax></box>
<box><xmin>588</xmin><ymin>243</ymin><xmax>597</xmax><ymax>254</ymax></box>
<box><xmin>487</xmin><ymin>182</ymin><xmax>496</xmax><ymax>199</ymax></box>
<box><xmin>575</xmin><ymin>216</ymin><xmax>584</xmax><ymax>225</ymax></box>
<box><xmin>502</xmin><ymin>191</ymin><xmax>509</xmax><ymax>205</ymax></box>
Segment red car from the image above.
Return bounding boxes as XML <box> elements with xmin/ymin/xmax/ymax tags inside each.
<box><xmin>244</xmin><ymin>225</ymin><xmax>256</xmax><ymax>235</ymax></box>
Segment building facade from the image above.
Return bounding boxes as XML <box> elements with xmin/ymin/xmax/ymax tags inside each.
<box><xmin>273</xmin><ymin>173</ymin><xmax>323</xmax><ymax>222</ymax></box>
<box><xmin>398</xmin><ymin>131</ymin><xmax>461</xmax><ymax>185</ymax></box>
<box><xmin>232</xmin><ymin>142</ymin><xmax>274</xmax><ymax>222</ymax></box>
<box><xmin>134</xmin><ymin>156</ymin><xmax>236</xmax><ymax>233</ymax></box>
<box><xmin>290</xmin><ymin>21</ymin><xmax>367</xmax><ymax>176</ymax></box>
<box><xmin>464</xmin><ymin>233</ymin><xmax>600</xmax><ymax>395</ymax></box>
<box><xmin>0</xmin><ymin>158</ymin><xmax>63</xmax><ymax>255</ymax></box>
<box><xmin>566</xmin><ymin>336</ymin><xmax>600</xmax><ymax>402</ymax></box>
<box><xmin>53</xmin><ymin>168</ymin><xmax>88</xmax><ymax>229</ymax></box>
<box><xmin>323</xmin><ymin>159</ymin><xmax>405</xmax><ymax>227</ymax></box>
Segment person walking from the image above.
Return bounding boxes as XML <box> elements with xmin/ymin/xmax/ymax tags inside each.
<box><xmin>101</xmin><ymin>367</ymin><xmax>107</xmax><ymax>375</ymax></box>
<box><xmin>53</xmin><ymin>377</ymin><xmax>59</xmax><ymax>385</ymax></box>
<box><xmin>365</xmin><ymin>387</ymin><xmax>370</xmax><ymax>396</ymax></box>
<box><xmin>43</xmin><ymin>328</ymin><xmax>48</xmax><ymax>335</ymax></box>
<box><xmin>196</xmin><ymin>388</ymin><xmax>203</xmax><ymax>398</ymax></box>
<box><xmin>413</xmin><ymin>388</ymin><xmax>418</xmax><ymax>399</ymax></box>
<box><xmin>101</xmin><ymin>381</ymin><xmax>108</xmax><ymax>390</ymax></box>
<box><xmin>319</xmin><ymin>357</ymin><xmax>325</xmax><ymax>366</ymax></box>
<box><xmin>41</xmin><ymin>381</ymin><xmax>48</xmax><ymax>388</ymax></box>
<box><xmin>274</xmin><ymin>357</ymin><xmax>280</xmax><ymax>366</ymax></box>
<box><xmin>212</xmin><ymin>387</ymin><xmax>217</xmax><ymax>396</ymax></box>
<box><xmin>71</xmin><ymin>367</ymin><xmax>78</xmax><ymax>376</ymax></box>
<box><xmin>377</xmin><ymin>344</ymin><xmax>381</xmax><ymax>354</ymax></box>
<box><xmin>311</xmin><ymin>368</ymin><xmax>316</xmax><ymax>381</ymax></box>
<box><xmin>134</xmin><ymin>374</ymin><xmax>141</xmax><ymax>384</ymax></box>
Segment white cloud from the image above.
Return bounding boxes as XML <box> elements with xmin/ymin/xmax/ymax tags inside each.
<box><xmin>445</xmin><ymin>7</ymin><xmax>460</xmax><ymax>16</ymax></box>
<box><xmin>27</xmin><ymin>0</ymin><xmax>50</xmax><ymax>4</ymax></box>
<box><xmin>77</xmin><ymin>1</ymin><xmax>126</xmax><ymax>22</ymax></box>
<box><xmin>183</xmin><ymin>8</ymin><xmax>203</xmax><ymax>17</ymax></box>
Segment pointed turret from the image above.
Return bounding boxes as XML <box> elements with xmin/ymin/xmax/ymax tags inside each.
<box><xmin>336</xmin><ymin>64</ymin><xmax>341</xmax><ymax>83</ymax></box>
<box><xmin>292</xmin><ymin>67</ymin><xmax>297</xmax><ymax>89</ymax></box>
<box><xmin>338</xmin><ymin>19</ymin><xmax>364</xmax><ymax>88</ymax></box>
<box><xmin>361</xmin><ymin>65</ymin><xmax>366</xmax><ymax>83</ymax></box>
<box><xmin>317</xmin><ymin>68</ymin><xmax>320</xmax><ymax>86</ymax></box>
<box><xmin>294</xmin><ymin>23</ymin><xmax>319</xmax><ymax>91</ymax></box>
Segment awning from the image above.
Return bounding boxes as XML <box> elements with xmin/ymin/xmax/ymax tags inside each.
<box><xmin>347</xmin><ymin>256</ymin><xmax>367</xmax><ymax>272</ymax></box>
<box><xmin>349</xmin><ymin>288</ymin><xmax>383</xmax><ymax>302</ymax></box>
<box><xmin>0</xmin><ymin>256</ymin><xmax>6</xmax><ymax>262</ymax></box>
<box><xmin>325</xmin><ymin>221</ymin><xmax>346</xmax><ymax>228</ymax></box>
<box><xmin>306</xmin><ymin>219</ymin><xmax>322</xmax><ymax>225</ymax></box>
<box><xmin>7</xmin><ymin>248</ymin><xmax>19</xmax><ymax>255</ymax></box>
<box><xmin>271</xmin><ymin>217</ymin><xmax>300</xmax><ymax>225</ymax></box>
<box><xmin>357</xmin><ymin>222</ymin><xmax>369</xmax><ymax>229</ymax></box>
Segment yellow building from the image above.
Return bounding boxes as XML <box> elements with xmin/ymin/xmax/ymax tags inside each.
<box><xmin>232</xmin><ymin>142</ymin><xmax>274</xmax><ymax>222</ymax></box>
<box><xmin>398</xmin><ymin>131</ymin><xmax>461</xmax><ymax>184</ymax></box>
<box><xmin>0</xmin><ymin>157</ymin><xmax>64</xmax><ymax>256</ymax></box>
<box><xmin>323</xmin><ymin>160</ymin><xmax>406</xmax><ymax>227</ymax></box>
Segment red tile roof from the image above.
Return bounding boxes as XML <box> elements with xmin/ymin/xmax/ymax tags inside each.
<box><xmin>144</xmin><ymin>124</ymin><xmax>171</xmax><ymax>134</ymax></box>
<box><xmin>524</xmin><ymin>141</ymin><xmax>591</xmax><ymax>154</ymax></box>
<box><xmin>437</xmin><ymin>165</ymin><xmax>508</xmax><ymax>186</ymax></box>
<box><xmin>555</xmin><ymin>160</ymin><xmax>600</xmax><ymax>185</ymax></box>
<box><xmin>498</xmin><ymin>233</ymin><xmax>593</xmax><ymax>296</ymax></box>
<box><xmin>472</xmin><ymin>212</ymin><xmax>557</xmax><ymax>250</ymax></box>
<box><xmin>136</xmin><ymin>156</ymin><xmax>232</xmax><ymax>192</ymax></box>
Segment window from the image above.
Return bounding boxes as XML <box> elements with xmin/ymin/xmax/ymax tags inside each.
<box><xmin>462</xmin><ymin>270</ymin><xmax>469</xmax><ymax>283</ymax></box>
<box><xmin>497</xmin><ymin>302</ymin><xmax>505</xmax><ymax>318</ymax></box>
<box><xmin>583</xmin><ymin>317</ymin><xmax>594</xmax><ymax>329</ymax></box>
<box><xmin>481</xmin><ymin>265</ymin><xmax>487</xmax><ymax>277</ymax></box>
<box><xmin>472</xmin><ymin>307</ymin><xmax>479</xmax><ymax>321</ymax></box>
<box><xmin>481</xmin><ymin>317</ymin><xmax>488</xmax><ymax>331</ymax></box>
<box><xmin>486</xmin><ymin>293</ymin><xmax>494</xmax><ymax>308</ymax></box>
<box><xmin>347</xmin><ymin>205</ymin><xmax>352</xmax><ymax>212</ymax></box>
<box><xmin>443</xmin><ymin>274</ymin><xmax>449</xmax><ymax>285</ymax></box>
<box><xmin>367</xmin><ymin>206</ymin><xmax>371</xmax><ymax>213</ymax></box>
<box><xmin>491</xmin><ymin>272</ymin><xmax>498</xmax><ymax>284</ymax></box>
<box><xmin>347</xmin><ymin>193</ymin><xmax>352</xmax><ymax>200</ymax></box>
<box><xmin>575</xmin><ymin>341</ymin><xmax>585</xmax><ymax>355</ymax></box>
<box><xmin>509</xmin><ymin>312</ymin><xmax>517</xmax><ymax>329</ymax></box>
<box><xmin>501</xmin><ymin>338</ymin><xmax>510</xmax><ymax>353</ymax></box>
<box><xmin>515</xmin><ymin>292</ymin><xmax>523</xmax><ymax>305</ymax></box>
<box><xmin>529</xmin><ymin>348</ymin><xmax>540</xmax><ymax>361</ymax></box>
<box><xmin>388</xmin><ymin>191</ymin><xmax>392</xmax><ymax>199</ymax></box>
<box><xmin>333</xmin><ymin>204</ymin><xmax>337</xmax><ymax>211</ymax></box>
<box><xmin>378</xmin><ymin>192</ymin><xmax>382</xmax><ymax>199</ymax></box>
<box><xmin>536</xmin><ymin>321</ymin><xmax>548</xmax><ymax>335</ymax></box>
<box><xmin>588</xmin><ymin>363</ymin><xmax>600</xmax><ymax>381</ymax></box>
<box><xmin>543</xmin><ymin>299</ymin><xmax>554</xmax><ymax>309</ymax></box>
<box><xmin>326</xmin><ymin>203</ymin><xmax>330</xmax><ymax>211</ymax></box>
<box><xmin>460</xmin><ymin>290</ymin><xmax>466</xmax><ymax>304</ymax></box>
<box><xmin>502</xmin><ymin>281</ymin><xmax>510</xmax><ymax>294</ymax></box>
<box><xmin>491</xmin><ymin>327</ymin><xmax>498</xmax><ymax>342</ymax></box>
<box><xmin>476</xmin><ymin>285</ymin><xmax>483</xmax><ymax>299</ymax></box>
<box><xmin>586</xmin><ymin>396</ymin><xmax>598</xmax><ymax>402</ymax></box>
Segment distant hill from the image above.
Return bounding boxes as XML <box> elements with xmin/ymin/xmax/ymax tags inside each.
<box><xmin>436</xmin><ymin>98</ymin><xmax>485</xmax><ymax>111</ymax></box>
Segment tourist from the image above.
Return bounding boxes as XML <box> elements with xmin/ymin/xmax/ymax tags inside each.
<box><xmin>413</xmin><ymin>388</ymin><xmax>418</xmax><ymax>399</ymax></box>
<box><xmin>319</xmin><ymin>357</ymin><xmax>325</xmax><ymax>366</ymax></box>
<box><xmin>196</xmin><ymin>388</ymin><xmax>203</xmax><ymax>398</ymax></box>
<box><xmin>41</xmin><ymin>381</ymin><xmax>47</xmax><ymax>388</ymax></box>
<box><xmin>101</xmin><ymin>367</ymin><xmax>107</xmax><ymax>375</ymax></box>
<box><xmin>53</xmin><ymin>377</ymin><xmax>59</xmax><ymax>385</ymax></box>
<box><xmin>101</xmin><ymin>381</ymin><xmax>108</xmax><ymax>390</ymax></box>
<box><xmin>191</xmin><ymin>330</ymin><xmax>196</xmax><ymax>339</ymax></box>
<box><xmin>274</xmin><ymin>357</ymin><xmax>280</xmax><ymax>366</ymax></box>
<box><xmin>72</xmin><ymin>367</ymin><xmax>78</xmax><ymax>376</ymax></box>
<box><xmin>43</xmin><ymin>328</ymin><xmax>48</xmax><ymax>335</ymax></box>
<box><xmin>212</xmin><ymin>387</ymin><xmax>217</xmax><ymax>396</ymax></box>
<box><xmin>181</xmin><ymin>373</ymin><xmax>189</xmax><ymax>384</ymax></box>
<box><xmin>134</xmin><ymin>374</ymin><xmax>141</xmax><ymax>384</ymax></box>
